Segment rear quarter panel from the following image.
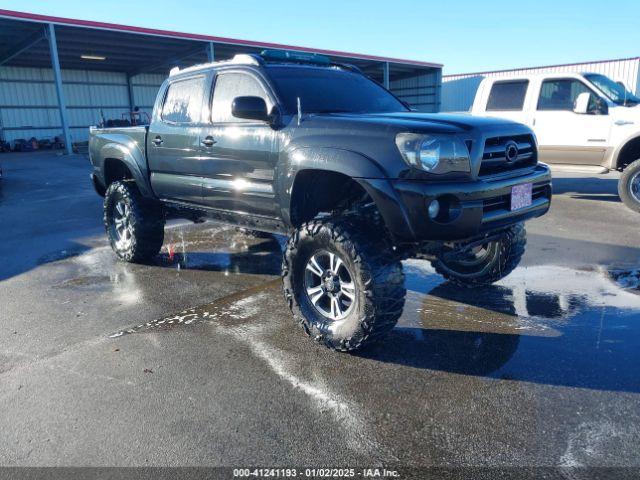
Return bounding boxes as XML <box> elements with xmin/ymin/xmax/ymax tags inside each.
<box><xmin>89</xmin><ymin>126</ymin><xmax>154</xmax><ymax>197</ymax></box>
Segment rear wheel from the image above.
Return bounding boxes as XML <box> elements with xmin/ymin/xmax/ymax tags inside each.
<box><xmin>104</xmin><ymin>181</ymin><xmax>164</xmax><ymax>263</ymax></box>
<box><xmin>618</xmin><ymin>159</ymin><xmax>640</xmax><ymax>213</ymax></box>
<box><xmin>431</xmin><ymin>223</ymin><xmax>526</xmax><ymax>287</ymax></box>
<box><xmin>282</xmin><ymin>217</ymin><xmax>405</xmax><ymax>352</ymax></box>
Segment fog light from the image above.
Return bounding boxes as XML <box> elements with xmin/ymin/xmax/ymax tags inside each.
<box><xmin>428</xmin><ymin>199</ymin><xmax>440</xmax><ymax>219</ymax></box>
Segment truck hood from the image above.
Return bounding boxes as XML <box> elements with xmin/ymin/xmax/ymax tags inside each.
<box><xmin>311</xmin><ymin>111</ymin><xmax>522</xmax><ymax>133</ymax></box>
<box><xmin>610</xmin><ymin>103</ymin><xmax>640</xmax><ymax>122</ymax></box>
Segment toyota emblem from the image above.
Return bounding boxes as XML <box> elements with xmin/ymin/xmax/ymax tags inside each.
<box><xmin>505</xmin><ymin>141</ymin><xmax>519</xmax><ymax>163</ymax></box>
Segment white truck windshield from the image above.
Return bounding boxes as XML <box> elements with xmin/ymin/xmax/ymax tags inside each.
<box><xmin>585</xmin><ymin>73</ymin><xmax>640</xmax><ymax>106</ymax></box>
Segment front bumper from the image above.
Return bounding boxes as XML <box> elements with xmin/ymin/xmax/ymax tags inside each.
<box><xmin>365</xmin><ymin>165</ymin><xmax>552</xmax><ymax>242</ymax></box>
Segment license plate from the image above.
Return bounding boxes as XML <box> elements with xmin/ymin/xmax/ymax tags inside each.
<box><xmin>511</xmin><ymin>183</ymin><xmax>532</xmax><ymax>211</ymax></box>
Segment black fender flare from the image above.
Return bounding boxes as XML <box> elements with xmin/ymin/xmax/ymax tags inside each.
<box><xmin>98</xmin><ymin>142</ymin><xmax>154</xmax><ymax>198</ymax></box>
<box><xmin>277</xmin><ymin>147</ymin><xmax>415</xmax><ymax>240</ymax></box>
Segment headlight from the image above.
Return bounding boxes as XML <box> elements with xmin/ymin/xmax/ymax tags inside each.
<box><xmin>395</xmin><ymin>133</ymin><xmax>470</xmax><ymax>174</ymax></box>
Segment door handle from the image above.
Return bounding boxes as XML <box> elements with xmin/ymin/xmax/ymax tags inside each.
<box><xmin>152</xmin><ymin>136</ymin><xmax>163</xmax><ymax>146</ymax></box>
<box><xmin>201</xmin><ymin>136</ymin><xmax>217</xmax><ymax>147</ymax></box>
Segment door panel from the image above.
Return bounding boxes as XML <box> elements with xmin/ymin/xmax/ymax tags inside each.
<box><xmin>198</xmin><ymin>71</ymin><xmax>279</xmax><ymax>217</ymax></box>
<box><xmin>537</xmin><ymin>146</ymin><xmax>608</xmax><ymax>165</ymax></box>
<box><xmin>200</xmin><ymin>124</ymin><xmax>278</xmax><ymax>215</ymax></box>
<box><xmin>533</xmin><ymin>78</ymin><xmax>611</xmax><ymax>166</ymax></box>
<box><xmin>147</xmin><ymin>122</ymin><xmax>203</xmax><ymax>202</ymax></box>
<box><xmin>147</xmin><ymin>76</ymin><xmax>207</xmax><ymax>203</ymax></box>
<box><xmin>149</xmin><ymin>172</ymin><xmax>203</xmax><ymax>202</ymax></box>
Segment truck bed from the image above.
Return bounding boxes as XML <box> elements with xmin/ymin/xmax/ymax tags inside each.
<box><xmin>88</xmin><ymin>125</ymin><xmax>151</xmax><ymax>196</ymax></box>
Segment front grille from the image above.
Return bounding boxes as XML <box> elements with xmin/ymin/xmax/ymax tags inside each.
<box><xmin>479</xmin><ymin>134</ymin><xmax>537</xmax><ymax>177</ymax></box>
<box><xmin>483</xmin><ymin>183</ymin><xmax>549</xmax><ymax>213</ymax></box>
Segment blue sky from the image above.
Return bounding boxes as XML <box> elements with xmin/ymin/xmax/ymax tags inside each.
<box><xmin>1</xmin><ymin>0</ymin><xmax>637</xmax><ymax>74</ymax></box>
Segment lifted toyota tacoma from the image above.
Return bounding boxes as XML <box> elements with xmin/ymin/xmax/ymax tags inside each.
<box><xmin>89</xmin><ymin>51</ymin><xmax>552</xmax><ymax>352</ymax></box>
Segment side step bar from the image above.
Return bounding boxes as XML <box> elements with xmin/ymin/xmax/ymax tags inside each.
<box><xmin>548</xmin><ymin>164</ymin><xmax>610</xmax><ymax>174</ymax></box>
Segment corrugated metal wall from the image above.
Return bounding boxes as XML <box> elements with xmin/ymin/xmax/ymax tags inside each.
<box><xmin>440</xmin><ymin>57</ymin><xmax>640</xmax><ymax>112</ymax></box>
<box><xmin>0</xmin><ymin>66</ymin><xmax>163</xmax><ymax>144</ymax></box>
<box><xmin>391</xmin><ymin>68</ymin><xmax>441</xmax><ymax>112</ymax></box>
<box><xmin>0</xmin><ymin>65</ymin><xmax>442</xmax><ymax>144</ymax></box>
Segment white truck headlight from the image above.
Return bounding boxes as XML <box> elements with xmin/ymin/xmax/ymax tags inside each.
<box><xmin>395</xmin><ymin>133</ymin><xmax>470</xmax><ymax>174</ymax></box>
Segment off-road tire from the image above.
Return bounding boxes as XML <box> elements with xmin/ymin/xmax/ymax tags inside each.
<box><xmin>282</xmin><ymin>217</ymin><xmax>405</xmax><ymax>352</ymax></box>
<box><xmin>104</xmin><ymin>180</ymin><xmax>165</xmax><ymax>263</ymax></box>
<box><xmin>431</xmin><ymin>223</ymin><xmax>526</xmax><ymax>287</ymax></box>
<box><xmin>618</xmin><ymin>159</ymin><xmax>640</xmax><ymax>213</ymax></box>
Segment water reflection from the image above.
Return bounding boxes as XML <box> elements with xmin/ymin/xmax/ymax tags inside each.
<box><xmin>362</xmin><ymin>264</ymin><xmax>640</xmax><ymax>393</ymax></box>
<box><xmin>158</xmin><ymin>226</ymin><xmax>284</xmax><ymax>276</ymax></box>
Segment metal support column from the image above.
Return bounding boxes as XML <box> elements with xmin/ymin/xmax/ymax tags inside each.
<box><xmin>207</xmin><ymin>42</ymin><xmax>215</xmax><ymax>63</ymax></box>
<box><xmin>126</xmin><ymin>74</ymin><xmax>136</xmax><ymax>111</ymax></box>
<box><xmin>46</xmin><ymin>23</ymin><xmax>72</xmax><ymax>155</ymax></box>
<box><xmin>383</xmin><ymin>62</ymin><xmax>390</xmax><ymax>90</ymax></box>
<box><xmin>434</xmin><ymin>68</ymin><xmax>442</xmax><ymax>112</ymax></box>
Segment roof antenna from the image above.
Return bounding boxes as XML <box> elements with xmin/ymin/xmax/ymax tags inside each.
<box><xmin>297</xmin><ymin>97</ymin><xmax>302</xmax><ymax>126</ymax></box>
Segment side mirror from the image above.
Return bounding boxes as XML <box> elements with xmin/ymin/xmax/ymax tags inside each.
<box><xmin>573</xmin><ymin>92</ymin><xmax>609</xmax><ymax>115</ymax></box>
<box><xmin>594</xmin><ymin>97</ymin><xmax>609</xmax><ymax>115</ymax></box>
<box><xmin>231</xmin><ymin>96</ymin><xmax>269</xmax><ymax>122</ymax></box>
<box><xmin>573</xmin><ymin>92</ymin><xmax>590</xmax><ymax>114</ymax></box>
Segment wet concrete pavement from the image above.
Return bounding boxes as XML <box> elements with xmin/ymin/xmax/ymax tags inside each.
<box><xmin>0</xmin><ymin>152</ymin><xmax>639</xmax><ymax>469</ymax></box>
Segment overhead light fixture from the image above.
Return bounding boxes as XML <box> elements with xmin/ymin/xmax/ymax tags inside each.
<box><xmin>81</xmin><ymin>54</ymin><xmax>106</xmax><ymax>61</ymax></box>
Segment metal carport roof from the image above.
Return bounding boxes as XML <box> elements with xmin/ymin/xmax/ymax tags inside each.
<box><xmin>0</xmin><ymin>9</ymin><xmax>441</xmax><ymax>76</ymax></box>
<box><xmin>0</xmin><ymin>9</ymin><xmax>442</xmax><ymax>153</ymax></box>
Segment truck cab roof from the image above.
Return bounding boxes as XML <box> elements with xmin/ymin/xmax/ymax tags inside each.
<box><xmin>169</xmin><ymin>51</ymin><xmax>360</xmax><ymax>78</ymax></box>
<box><xmin>480</xmin><ymin>72</ymin><xmax>591</xmax><ymax>83</ymax></box>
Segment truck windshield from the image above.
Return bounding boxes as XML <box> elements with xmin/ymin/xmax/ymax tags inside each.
<box><xmin>265</xmin><ymin>66</ymin><xmax>408</xmax><ymax>114</ymax></box>
<box><xmin>584</xmin><ymin>73</ymin><xmax>640</xmax><ymax>106</ymax></box>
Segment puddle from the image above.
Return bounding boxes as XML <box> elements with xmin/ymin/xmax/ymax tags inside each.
<box><xmin>46</xmin><ymin>225</ymin><xmax>285</xmax><ymax>312</ymax></box>
<box><xmin>363</xmin><ymin>262</ymin><xmax>640</xmax><ymax>392</ymax></box>
<box><xmin>608</xmin><ymin>267</ymin><xmax>640</xmax><ymax>291</ymax></box>
<box><xmin>62</xmin><ymin>220</ymin><xmax>637</xmax><ymax>393</ymax></box>
<box><xmin>158</xmin><ymin>226</ymin><xmax>284</xmax><ymax>275</ymax></box>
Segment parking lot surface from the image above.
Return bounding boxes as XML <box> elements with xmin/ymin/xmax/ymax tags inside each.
<box><xmin>1</xmin><ymin>151</ymin><xmax>639</xmax><ymax>468</ymax></box>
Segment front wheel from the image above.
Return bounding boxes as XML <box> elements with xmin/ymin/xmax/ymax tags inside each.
<box><xmin>618</xmin><ymin>159</ymin><xmax>640</xmax><ymax>213</ymax></box>
<box><xmin>431</xmin><ymin>223</ymin><xmax>526</xmax><ymax>287</ymax></box>
<box><xmin>282</xmin><ymin>218</ymin><xmax>406</xmax><ymax>352</ymax></box>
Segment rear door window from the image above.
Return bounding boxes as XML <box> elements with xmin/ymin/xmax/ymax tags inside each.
<box><xmin>161</xmin><ymin>76</ymin><xmax>207</xmax><ymax>124</ymax></box>
<box><xmin>486</xmin><ymin>80</ymin><xmax>529</xmax><ymax>111</ymax></box>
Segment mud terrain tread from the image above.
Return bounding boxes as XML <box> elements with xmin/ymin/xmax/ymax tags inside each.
<box><xmin>103</xmin><ymin>180</ymin><xmax>165</xmax><ymax>263</ymax></box>
<box><xmin>431</xmin><ymin>223</ymin><xmax>526</xmax><ymax>287</ymax></box>
<box><xmin>282</xmin><ymin>217</ymin><xmax>405</xmax><ymax>352</ymax></box>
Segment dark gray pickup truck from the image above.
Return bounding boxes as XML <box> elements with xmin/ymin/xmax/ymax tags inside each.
<box><xmin>89</xmin><ymin>51</ymin><xmax>552</xmax><ymax>351</ymax></box>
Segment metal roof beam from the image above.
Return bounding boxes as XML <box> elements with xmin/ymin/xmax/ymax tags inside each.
<box><xmin>0</xmin><ymin>27</ymin><xmax>46</xmax><ymax>66</ymax></box>
<box><xmin>127</xmin><ymin>43</ymin><xmax>210</xmax><ymax>76</ymax></box>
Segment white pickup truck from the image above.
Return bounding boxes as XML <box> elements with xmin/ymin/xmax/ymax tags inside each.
<box><xmin>470</xmin><ymin>73</ymin><xmax>640</xmax><ymax>211</ymax></box>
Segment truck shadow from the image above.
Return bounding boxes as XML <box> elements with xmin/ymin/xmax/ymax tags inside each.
<box><xmin>359</xmin><ymin>280</ymin><xmax>640</xmax><ymax>394</ymax></box>
<box><xmin>552</xmin><ymin>176</ymin><xmax>621</xmax><ymax>202</ymax></box>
